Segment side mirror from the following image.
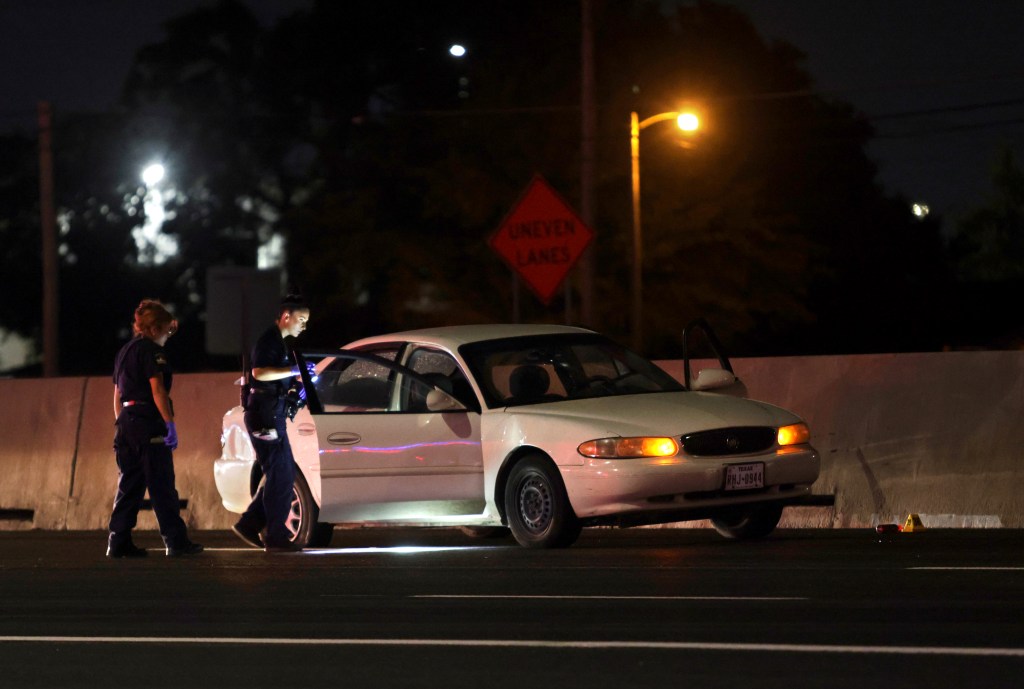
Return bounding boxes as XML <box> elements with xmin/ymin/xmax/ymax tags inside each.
<box><xmin>426</xmin><ymin>389</ymin><xmax>465</xmax><ymax>412</ymax></box>
<box><xmin>690</xmin><ymin>368</ymin><xmax>736</xmax><ymax>391</ymax></box>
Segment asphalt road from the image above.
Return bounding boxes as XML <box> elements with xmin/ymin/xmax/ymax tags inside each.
<box><xmin>1</xmin><ymin>527</ymin><xmax>1022</xmax><ymax>688</ymax></box>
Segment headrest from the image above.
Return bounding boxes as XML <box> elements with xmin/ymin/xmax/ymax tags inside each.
<box><xmin>509</xmin><ymin>364</ymin><xmax>550</xmax><ymax>399</ymax></box>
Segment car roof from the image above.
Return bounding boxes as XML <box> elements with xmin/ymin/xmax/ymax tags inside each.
<box><xmin>343</xmin><ymin>324</ymin><xmax>597</xmax><ymax>350</ymax></box>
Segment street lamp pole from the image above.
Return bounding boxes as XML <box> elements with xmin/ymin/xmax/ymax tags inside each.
<box><xmin>629</xmin><ymin>109</ymin><xmax>699</xmax><ymax>353</ymax></box>
<box><xmin>630</xmin><ymin>111</ymin><xmax>643</xmax><ymax>352</ymax></box>
<box><xmin>38</xmin><ymin>102</ymin><xmax>58</xmax><ymax>377</ymax></box>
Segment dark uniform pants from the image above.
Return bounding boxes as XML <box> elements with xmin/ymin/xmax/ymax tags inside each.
<box><xmin>108</xmin><ymin>417</ymin><xmax>188</xmax><ymax>549</ymax></box>
<box><xmin>240</xmin><ymin>412</ymin><xmax>296</xmax><ymax>547</ymax></box>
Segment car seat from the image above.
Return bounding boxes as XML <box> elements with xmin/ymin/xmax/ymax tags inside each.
<box><xmin>409</xmin><ymin>372</ymin><xmax>454</xmax><ymax>412</ymax></box>
<box><xmin>508</xmin><ymin>364</ymin><xmax>551</xmax><ymax>405</ymax></box>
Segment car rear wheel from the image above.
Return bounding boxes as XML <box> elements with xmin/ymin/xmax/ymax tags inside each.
<box><xmin>279</xmin><ymin>469</ymin><xmax>332</xmax><ymax>548</ymax></box>
<box><xmin>504</xmin><ymin>455</ymin><xmax>581</xmax><ymax>549</ymax></box>
<box><xmin>711</xmin><ymin>504</ymin><xmax>784</xmax><ymax>540</ymax></box>
<box><xmin>252</xmin><ymin>466</ymin><xmax>332</xmax><ymax>548</ymax></box>
<box><xmin>308</xmin><ymin>521</ymin><xmax>334</xmax><ymax>548</ymax></box>
<box><xmin>284</xmin><ymin>469</ymin><xmax>317</xmax><ymax>547</ymax></box>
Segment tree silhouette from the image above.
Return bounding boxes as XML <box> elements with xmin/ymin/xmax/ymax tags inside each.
<box><xmin>1</xmin><ymin>0</ymin><xmax>961</xmax><ymax>374</ymax></box>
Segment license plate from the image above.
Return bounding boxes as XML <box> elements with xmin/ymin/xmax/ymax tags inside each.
<box><xmin>724</xmin><ymin>462</ymin><xmax>764</xmax><ymax>491</ymax></box>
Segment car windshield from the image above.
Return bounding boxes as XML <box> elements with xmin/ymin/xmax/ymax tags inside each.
<box><xmin>460</xmin><ymin>333</ymin><xmax>684</xmax><ymax>408</ymax></box>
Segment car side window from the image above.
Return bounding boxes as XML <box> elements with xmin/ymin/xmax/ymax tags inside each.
<box><xmin>315</xmin><ymin>349</ymin><xmax>398</xmax><ymax>413</ymax></box>
<box><xmin>402</xmin><ymin>347</ymin><xmax>476</xmax><ymax>412</ymax></box>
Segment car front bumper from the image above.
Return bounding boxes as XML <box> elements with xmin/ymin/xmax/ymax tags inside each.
<box><xmin>560</xmin><ymin>445</ymin><xmax>821</xmax><ymax>522</ymax></box>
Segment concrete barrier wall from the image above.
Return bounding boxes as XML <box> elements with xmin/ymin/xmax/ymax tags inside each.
<box><xmin>58</xmin><ymin>372</ymin><xmax>241</xmax><ymax>532</ymax></box>
<box><xmin>660</xmin><ymin>351</ymin><xmax>1024</xmax><ymax>528</ymax></box>
<box><xmin>1</xmin><ymin>351</ymin><xmax>1022</xmax><ymax>531</ymax></box>
<box><xmin>0</xmin><ymin>377</ymin><xmax>85</xmax><ymax>528</ymax></box>
<box><xmin>0</xmin><ymin>372</ymin><xmax>240</xmax><ymax>532</ymax></box>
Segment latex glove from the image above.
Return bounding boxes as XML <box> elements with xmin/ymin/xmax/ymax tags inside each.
<box><xmin>297</xmin><ymin>385</ymin><xmax>307</xmax><ymax>402</ymax></box>
<box><xmin>305</xmin><ymin>361</ymin><xmax>319</xmax><ymax>383</ymax></box>
<box><xmin>164</xmin><ymin>421</ymin><xmax>179</xmax><ymax>450</ymax></box>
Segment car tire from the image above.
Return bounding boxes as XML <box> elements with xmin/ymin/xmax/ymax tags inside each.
<box><xmin>711</xmin><ymin>504</ymin><xmax>784</xmax><ymax>540</ymax></box>
<box><xmin>285</xmin><ymin>469</ymin><xmax>320</xmax><ymax>548</ymax></box>
<box><xmin>252</xmin><ymin>465</ymin><xmax>329</xmax><ymax>549</ymax></box>
<box><xmin>308</xmin><ymin>522</ymin><xmax>334</xmax><ymax>548</ymax></box>
<box><xmin>504</xmin><ymin>455</ymin><xmax>581</xmax><ymax>549</ymax></box>
<box><xmin>458</xmin><ymin>526</ymin><xmax>512</xmax><ymax>540</ymax></box>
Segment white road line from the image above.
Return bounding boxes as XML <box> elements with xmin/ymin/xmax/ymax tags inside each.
<box><xmin>908</xmin><ymin>567</ymin><xmax>1024</xmax><ymax>571</ymax></box>
<box><xmin>412</xmin><ymin>595</ymin><xmax>807</xmax><ymax>601</ymax></box>
<box><xmin>0</xmin><ymin>636</ymin><xmax>1022</xmax><ymax>657</ymax></box>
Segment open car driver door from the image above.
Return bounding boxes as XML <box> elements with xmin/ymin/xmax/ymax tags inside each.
<box><xmin>293</xmin><ymin>349</ymin><xmax>485</xmax><ymax>523</ymax></box>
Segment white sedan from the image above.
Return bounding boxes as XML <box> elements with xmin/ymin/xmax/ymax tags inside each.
<box><xmin>215</xmin><ymin>324</ymin><xmax>820</xmax><ymax>548</ymax></box>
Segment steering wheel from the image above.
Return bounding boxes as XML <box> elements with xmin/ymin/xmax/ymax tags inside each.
<box><xmin>585</xmin><ymin>374</ymin><xmax>618</xmax><ymax>391</ymax></box>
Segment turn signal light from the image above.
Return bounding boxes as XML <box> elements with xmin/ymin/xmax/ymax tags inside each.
<box><xmin>578</xmin><ymin>436</ymin><xmax>679</xmax><ymax>459</ymax></box>
<box><xmin>777</xmin><ymin>423</ymin><xmax>810</xmax><ymax>446</ymax></box>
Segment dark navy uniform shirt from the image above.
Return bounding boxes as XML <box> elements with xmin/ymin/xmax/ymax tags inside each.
<box><xmin>113</xmin><ymin>336</ymin><xmax>171</xmax><ymax>413</ymax></box>
<box><xmin>249</xmin><ymin>324</ymin><xmax>291</xmax><ymax>397</ymax></box>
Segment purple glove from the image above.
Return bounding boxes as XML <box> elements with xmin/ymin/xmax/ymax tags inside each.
<box><xmin>164</xmin><ymin>421</ymin><xmax>179</xmax><ymax>450</ymax></box>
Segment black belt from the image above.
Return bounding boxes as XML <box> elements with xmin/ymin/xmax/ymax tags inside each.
<box><xmin>249</xmin><ymin>388</ymin><xmax>281</xmax><ymax>396</ymax></box>
<box><xmin>121</xmin><ymin>400</ymin><xmax>149</xmax><ymax>408</ymax></box>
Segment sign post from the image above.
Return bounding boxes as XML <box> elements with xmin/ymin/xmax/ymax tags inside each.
<box><xmin>205</xmin><ymin>266</ymin><xmax>281</xmax><ymax>356</ymax></box>
<box><xmin>490</xmin><ymin>175</ymin><xmax>594</xmax><ymax>307</ymax></box>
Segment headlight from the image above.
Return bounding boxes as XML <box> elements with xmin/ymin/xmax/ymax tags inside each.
<box><xmin>777</xmin><ymin>423</ymin><xmax>810</xmax><ymax>446</ymax></box>
<box><xmin>578</xmin><ymin>436</ymin><xmax>679</xmax><ymax>459</ymax></box>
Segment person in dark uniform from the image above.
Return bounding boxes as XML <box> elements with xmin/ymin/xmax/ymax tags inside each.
<box><xmin>107</xmin><ymin>299</ymin><xmax>203</xmax><ymax>558</ymax></box>
<box><xmin>232</xmin><ymin>295</ymin><xmax>311</xmax><ymax>553</ymax></box>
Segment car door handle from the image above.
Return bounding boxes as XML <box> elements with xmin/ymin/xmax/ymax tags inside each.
<box><xmin>296</xmin><ymin>422</ymin><xmax>316</xmax><ymax>436</ymax></box>
<box><xmin>327</xmin><ymin>432</ymin><xmax>361</xmax><ymax>445</ymax></box>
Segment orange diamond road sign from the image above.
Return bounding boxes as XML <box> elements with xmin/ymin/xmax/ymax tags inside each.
<box><xmin>490</xmin><ymin>175</ymin><xmax>594</xmax><ymax>304</ymax></box>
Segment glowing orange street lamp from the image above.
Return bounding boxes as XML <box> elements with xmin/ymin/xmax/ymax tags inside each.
<box><xmin>630</xmin><ymin>109</ymin><xmax>700</xmax><ymax>352</ymax></box>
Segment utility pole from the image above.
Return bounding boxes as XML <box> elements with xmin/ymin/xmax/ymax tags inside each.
<box><xmin>38</xmin><ymin>101</ymin><xmax>59</xmax><ymax>377</ymax></box>
<box><xmin>578</xmin><ymin>0</ymin><xmax>596</xmax><ymax>326</ymax></box>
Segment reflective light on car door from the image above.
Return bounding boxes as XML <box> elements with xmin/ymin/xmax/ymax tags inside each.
<box><xmin>320</xmin><ymin>440</ymin><xmax>480</xmax><ymax>454</ymax></box>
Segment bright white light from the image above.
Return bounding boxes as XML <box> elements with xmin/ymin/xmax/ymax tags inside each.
<box><xmin>0</xmin><ymin>327</ymin><xmax>34</xmax><ymax>372</ymax></box>
<box><xmin>129</xmin><ymin>169</ymin><xmax>180</xmax><ymax>264</ymax></box>
<box><xmin>677</xmin><ymin>112</ymin><xmax>700</xmax><ymax>132</ymax></box>
<box><xmin>912</xmin><ymin>202</ymin><xmax>930</xmax><ymax>219</ymax></box>
<box><xmin>141</xmin><ymin>163</ymin><xmax>165</xmax><ymax>187</ymax></box>
<box><xmin>258</xmin><ymin>232</ymin><xmax>285</xmax><ymax>269</ymax></box>
<box><xmin>131</xmin><ymin>185</ymin><xmax>179</xmax><ymax>265</ymax></box>
<box><xmin>304</xmin><ymin>545</ymin><xmax>502</xmax><ymax>556</ymax></box>
<box><xmin>449</xmin><ymin>44</ymin><xmax>466</xmax><ymax>57</ymax></box>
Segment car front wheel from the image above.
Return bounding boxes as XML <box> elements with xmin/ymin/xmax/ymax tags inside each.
<box><xmin>504</xmin><ymin>455</ymin><xmax>581</xmax><ymax>549</ymax></box>
<box><xmin>711</xmin><ymin>504</ymin><xmax>784</xmax><ymax>540</ymax></box>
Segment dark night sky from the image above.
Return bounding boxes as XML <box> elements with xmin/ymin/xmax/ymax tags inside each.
<box><xmin>725</xmin><ymin>0</ymin><xmax>1024</xmax><ymax>227</ymax></box>
<box><xmin>2</xmin><ymin>0</ymin><xmax>1023</xmax><ymax>223</ymax></box>
<box><xmin>1</xmin><ymin>0</ymin><xmax>1022</xmax><ymax>370</ymax></box>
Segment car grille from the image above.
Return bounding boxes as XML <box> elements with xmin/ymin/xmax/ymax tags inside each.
<box><xmin>681</xmin><ymin>427</ymin><xmax>776</xmax><ymax>456</ymax></box>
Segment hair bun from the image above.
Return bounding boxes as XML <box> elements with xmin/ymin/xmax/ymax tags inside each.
<box><xmin>281</xmin><ymin>293</ymin><xmax>307</xmax><ymax>308</ymax></box>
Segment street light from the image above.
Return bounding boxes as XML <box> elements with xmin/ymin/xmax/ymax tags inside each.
<box><xmin>630</xmin><ymin>109</ymin><xmax>700</xmax><ymax>352</ymax></box>
<box><xmin>141</xmin><ymin>163</ymin><xmax>165</xmax><ymax>187</ymax></box>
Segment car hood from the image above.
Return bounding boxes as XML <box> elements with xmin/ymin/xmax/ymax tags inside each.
<box><xmin>499</xmin><ymin>391</ymin><xmax>801</xmax><ymax>437</ymax></box>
